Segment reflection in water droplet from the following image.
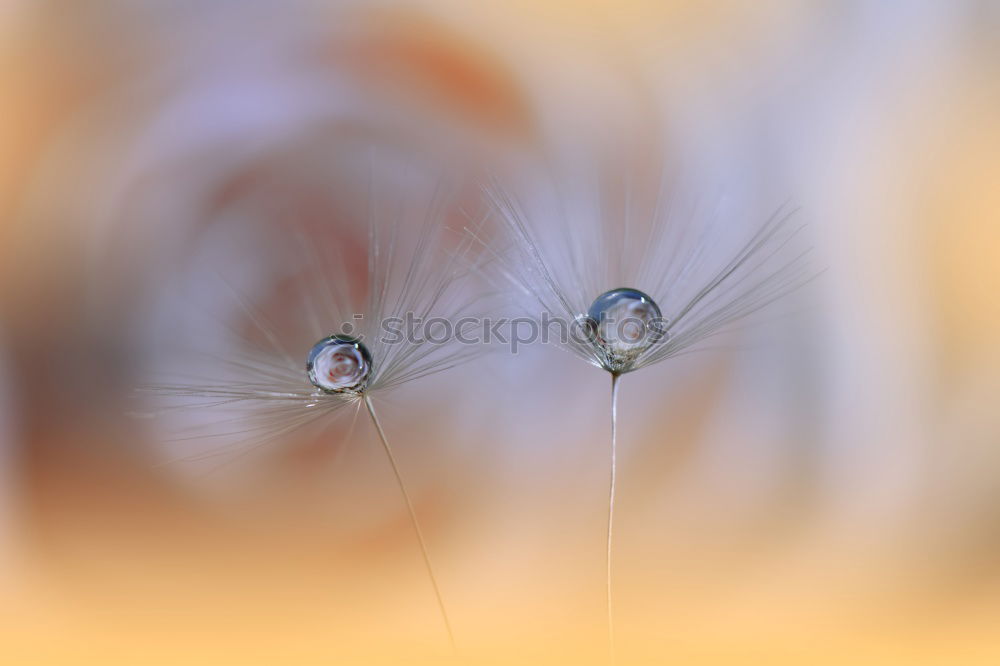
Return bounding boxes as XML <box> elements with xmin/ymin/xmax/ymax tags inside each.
<box><xmin>583</xmin><ymin>288</ymin><xmax>665</xmax><ymax>373</ymax></box>
<box><xmin>306</xmin><ymin>335</ymin><xmax>372</xmax><ymax>393</ymax></box>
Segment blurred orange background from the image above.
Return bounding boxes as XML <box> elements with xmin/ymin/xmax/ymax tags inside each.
<box><xmin>2</xmin><ymin>1</ymin><xmax>1000</xmax><ymax>664</ymax></box>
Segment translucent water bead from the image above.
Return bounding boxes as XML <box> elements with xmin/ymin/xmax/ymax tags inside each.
<box><xmin>583</xmin><ymin>288</ymin><xmax>665</xmax><ymax>373</ymax></box>
<box><xmin>307</xmin><ymin>335</ymin><xmax>372</xmax><ymax>393</ymax></box>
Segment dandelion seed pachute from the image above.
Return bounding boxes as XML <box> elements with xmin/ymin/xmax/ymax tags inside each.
<box><xmin>139</xmin><ymin>172</ymin><xmax>487</xmax><ymax>469</ymax></box>
<box><xmin>483</xmin><ymin>164</ymin><xmax>813</xmax><ymax>374</ymax></box>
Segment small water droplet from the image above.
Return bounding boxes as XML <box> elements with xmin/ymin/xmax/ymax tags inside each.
<box><xmin>306</xmin><ymin>335</ymin><xmax>372</xmax><ymax>393</ymax></box>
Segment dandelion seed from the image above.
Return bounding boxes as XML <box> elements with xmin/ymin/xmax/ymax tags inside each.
<box><xmin>139</xmin><ymin>177</ymin><xmax>486</xmax><ymax>651</ymax></box>
<box><xmin>482</xmin><ymin>164</ymin><xmax>814</xmax><ymax>659</ymax></box>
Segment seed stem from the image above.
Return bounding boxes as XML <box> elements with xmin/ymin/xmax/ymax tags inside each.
<box><xmin>607</xmin><ymin>372</ymin><xmax>621</xmax><ymax>662</ymax></box>
<box><xmin>363</xmin><ymin>394</ymin><xmax>456</xmax><ymax>651</ymax></box>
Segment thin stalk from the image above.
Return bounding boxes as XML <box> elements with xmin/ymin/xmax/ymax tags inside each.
<box><xmin>607</xmin><ymin>372</ymin><xmax>621</xmax><ymax>661</ymax></box>
<box><xmin>363</xmin><ymin>394</ymin><xmax>456</xmax><ymax>650</ymax></box>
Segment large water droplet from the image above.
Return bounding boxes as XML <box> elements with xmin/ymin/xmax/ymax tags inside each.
<box><xmin>583</xmin><ymin>288</ymin><xmax>665</xmax><ymax>372</ymax></box>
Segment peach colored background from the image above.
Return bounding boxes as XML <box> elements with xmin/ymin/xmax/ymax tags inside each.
<box><xmin>2</xmin><ymin>1</ymin><xmax>999</xmax><ymax>664</ymax></box>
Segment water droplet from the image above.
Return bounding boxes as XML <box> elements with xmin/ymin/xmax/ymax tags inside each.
<box><xmin>582</xmin><ymin>288</ymin><xmax>665</xmax><ymax>372</ymax></box>
<box><xmin>306</xmin><ymin>335</ymin><xmax>372</xmax><ymax>393</ymax></box>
